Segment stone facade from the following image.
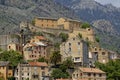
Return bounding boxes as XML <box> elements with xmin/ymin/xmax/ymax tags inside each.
<box><xmin>14</xmin><ymin>62</ymin><xmax>49</xmax><ymax>80</ymax></box>
<box><xmin>89</xmin><ymin>47</ymin><xmax>119</xmax><ymax>64</ymax></box>
<box><xmin>23</xmin><ymin>42</ymin><xmax>48</xmax><ymax>61</ymax></box>
<box><xmin>69</xmin><ymin>28</ymin><xmax>95</xmax><ymax>42</ymax></box>
<box><xmin>60</xmin><ymin>37</ymin><xmax>89</xmax><ymax>66</ymax></box>
<box><xmin>35</xmin><ymin>17</ymin><xmax>82</xmax><ymax>31</ymax></box>
<box><xmin>0</xmin><ymin>61</ymin><xmax>13</xmax><ymax>80</ymax></box>
<box><xmin>0</xmin><ymin>35</ymin><xmax>19</xmax><ymax>50</ymax></box>
<box><xmin>72</xmin><ymin>67</ymin><xmax>106</xmax><ymax>80</ymax></box>
<box><xmin>7</xmin><ymin>43</ymin><xmax>21</xmax><ymax>52</ymax></box>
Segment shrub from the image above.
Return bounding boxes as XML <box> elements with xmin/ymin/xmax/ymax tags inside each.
<box><xmin>81</xmin><ymin>22</ymin><xmax>91</xmax><ymax>29</ymax></box>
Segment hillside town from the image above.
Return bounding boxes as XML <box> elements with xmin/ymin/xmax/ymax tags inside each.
<box><xmin>0</xmin><ymin>17</ymin><xmax>120</xmax><ymax>80</ymax></box>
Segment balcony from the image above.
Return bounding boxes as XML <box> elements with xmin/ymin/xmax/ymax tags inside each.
<box><xmin>74</xmin><ymin>57</ymin><xmax>82</xmax><ymax>63</ymax></box>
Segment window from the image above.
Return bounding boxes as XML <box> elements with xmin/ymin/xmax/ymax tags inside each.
<box><xmin>44</xmin><ymin>47</ymin><xmax>46</xmax><ymax>50</ymax></box>
<box><xmin>78</xmin><ymin>42</ymin><xmax>80</xmax><ymax>45</ymax></box>
<box><xmin>73</xmin><ymin>74</ymin><xmax>75</xmax><ymax>78</ymax></box>
<box><xmin>34</xmin><ymin>67</ymin><xmax>37</xmax><ymax>70</ymax></box>
<box><xmin>8</xmin><ymin>73</ymin><xmax>11</xmax><ymax>76</ymax></box>
<box><xmin>99</xmin><ymin>74</ymin><xmax>102</xmax><ymax>77</ymax></box>
<box><xmin>76</xmin><ymin>74</ymin><xmax>78</xmax><ymax>78</ymax></box>
<box><xmin>80</xmin><ymin>73</ymin><xmax>82</xmax><ymax>76</ymax></box>
<box><xmin>9</xmin><ymin>46</ymin><xmax>11</xmax><ymax>49</ymax></box>
<box><xmin>69</xmin><ymin>43</ymin><xmax>71</xmax><ymax>46</ymax></box>
<box><xmin>73</xmin><ymin>38</ymin><xmax>75</xmax><ymax>40</ymax></box>
<box><xmin>22</xmin><ymin>73</ymin><xmax>24</xmax><ymax>76</ymax></box>
<box><xmin>39</xmin><ymin>55</ymin><xmax>41</xmax><ymax>57</ymax></box>
<box><xmin>88</xmin><ymin>73</ymin><xmax>91</xmax><ymax>76</ymax></box>
<box><xmin>95</xmin><ymin>48</ymin><xmax>97</xmax><ymax>51</ymax></box>
<box><xmin>88</xmin><ymin>28</ymin><xmax>91</xmax><ymax>31</ymax></box>
<box><xmin>94</xmin><ymin>73</ymin><xmax>96</xmax><ymax>77</ymax></box>
<box><xmin>75</xmin><ymin>57</ymin><xmax>80</xmax><ymax>61</ymax></box>
<box><xmin>44</xmin><ymin>52</ymin><xmax>46</xmax><ymax>55</ymax></box>
<box><xmin>42</xmin><ymin>71</ymin><xmax>45</xmax><ymax>76</ymax></box>
<box><xmin>28</xmin><ymin>73</ymin><xmax>29</xmax><ymax>76</ymax></box>
<box><xmin>69</xmin><ymin>47</ymin><xmax>71</xmax><ymax>51</ymax></box>
<box><xmin>102</xmin><ymin>52</ymin><xmax>105</xmax><ymax>55</ymax></box>
<box><xmin>41</xmin><ymin>66</ymin><xmax>45</xmax><ymax>70</ymax></box>
<box><xmin>34</xmin><ymin>51</ymin><xmax>37</xmax><ymax>53</ymax></box>
<box><xmin>33</xmin><ymin>75</ymin><xmax>38</xmax><ymax>78</ymax></box>
<box><xmin>27</xmin><ymin>68</ymin><xmax>29</xmax><ymax>71</ymax></box>
<box><xmin>22</xmin><ymin>68</ymin><xmax>24</xmax><ymax>70</ymax></box>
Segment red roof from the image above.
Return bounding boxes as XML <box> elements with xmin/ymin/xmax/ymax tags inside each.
<box><xmin>56</xmin><ymin>79</ymin><xmax>72</xmax><ymax>80</ymax></box>
<box><xmin>28</xmin><ymin>62</ymin><xmax>48</xmax><ymax>67</ymax></box>
<box><xmin>35</xmin><ymin>36</ymin><xmax>46</xmax><ymax>40</ymax></box>
<box><xmin>79</xmin><ymin>67</ymin><xmax>105</xmax><ymax>73</ymax></box>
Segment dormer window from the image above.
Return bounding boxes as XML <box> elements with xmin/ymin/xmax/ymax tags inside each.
<box><xmin>73</xmin><ymin>38</ymin><xmax>75</xmax><ymax>40</ymax></box>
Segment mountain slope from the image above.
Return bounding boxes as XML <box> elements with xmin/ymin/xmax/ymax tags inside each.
<box><xmin>0</xmin><ymin>0</ymin><xmax>77</xmax><ymax>34</ymax></box>
<box><xmin>55</xmin><ymin>0</ymin><xmax>120</xmax><ymax>52</ymax></box>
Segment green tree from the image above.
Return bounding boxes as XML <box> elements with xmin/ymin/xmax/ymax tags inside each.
<box><xmin>8</xmin><ymin>77</ymin><xmax>15</xmax><ymax>80</ymax></box>
<box><xmin>50</xmin><ymin>51</ymin><xmax>61</xmax><ymax>66</ymax></box>
<box><xmin>78</xmin><ymin>33</ymin><xmax>82</xmax><ymax>39</ymax></box>
<box><xmin>95</xmin><ymin>59</ymin><xmax>120</xmax><ymax>80</ymax></box>
<box><xmin>59</xmin><ymin>33</ymin><xmax>68</xmax><ymax>42</ymax></box>
<box><xmin>62</xmin><ymin>57</ymin><xmax>74</xmax><ymax>69</ymax></box>
<box><xmin>38</xmin><ymin>57</ymin><xmax>46</xmax><ymax>62</ymax></box>
<box><xmin>81</xmin><ymin>22</ymin><xmax>91</xmax><ymax>29</ymax></box>
<box><xmin>31</xmin><ymin>19</ymin><xmax>35</xmax><ymax>26</ymax></box>
<box><xmin>51</xmin><ymin>69</ymin><xmax>70</xmax><ymax>79</ymax></box>
<box><xmin>0</xmin><ymin>50</ymin><xmax>23</xmax><ymax>67</ymax></box>
<box><xmin>0</xmin><ymin>78</ymin><xmax>4</xmax><ymax>80</ymax></box>
<box><xmin>95</xmin><ymin>36</ymin><xmax>100</xmax><ymax>42</ymax></box>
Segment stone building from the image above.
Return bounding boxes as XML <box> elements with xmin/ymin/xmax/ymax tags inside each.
<box><xmin>60</xmin><ymin>37</ymin><xmax>89</xmax><ymax>66</ymax></box>
<box><xmin>34</xmin><ymin>17</ymin><xmax>82</xmax><ymax>31</ymax></box>
<box><xmin>69</xmin><ymin>28</ymin><xmax>95</xmax><ymax>42</ymax></box>
<box><xmin>89</xmin><ymin>47</ymin><xmax>119</xmax><ymax>64</ymax></box>
<box><xmin>14</xmin><ymin>62</ymin><xmax>49</xmax><ymax>80</ymax></box>
<box><xmin>7</xmin><ymin>43</ymin><xmax>21</xmax><ymax>52</ymax></box>
<box><xmin>72</xmin><ymin>67</ymin><xmax>106</xmax><ymax>80</ymax></box>
<box><xmin>0</xmin><ymin>35</ymin><xmax>19</xmax><ymax>50</ymax></box>
<box><xmin>0</xmin><ymin>61</ymin><xmax>13</xmax><ymax>80</ymax></box>
<box><xmin>23</xmin><ymin>42</ymin><xmax>48</xmax><ymax>61</ymax></box>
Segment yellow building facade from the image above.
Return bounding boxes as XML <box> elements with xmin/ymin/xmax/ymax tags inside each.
<box><xmin>35</xmin><ymin>17</ymin><xmax>58</xmax><ymax>28</ymax></box>
<box><xmin>0</xmin><ymin>61</ymin><xmax>13</xmax><ymax>80</ymax></box>
<box><xmin>69</xmin><ymin>28</ymin><xmax>95</xmax><ymax>42</ymax></box>
<box><xmin>7</xmin><ymin>43</ymin><xmax>21</xmax><ymax>52</ymax></box>
<box><xmin>35</xmin><ymin>17</ymin><xmax>82</xmax><ymax>31</ymax></box>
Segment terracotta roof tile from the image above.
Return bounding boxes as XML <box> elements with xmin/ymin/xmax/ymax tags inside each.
<box><xmin>28</xmin><ymin>62</ymin><xmax>48</xmax><ymax>67</ymax></box>
<box><xmin>78</xmin><ymin>79</ymin><xmax>88</xmax><ymax>80</ymax></box>
<box><xmin>35</xmin><ymin>36</ymin><xmax>46</xmax><ymax>40</ymax></box>
<box><xmin>56</xmin><ymin>79</ymin><xmax>72</xmax><ymax>80</ymax></box>
<box><xmin>79</xmin><ymin>67</ymin><xmax>105</xmax><ymax>73</ymax></box>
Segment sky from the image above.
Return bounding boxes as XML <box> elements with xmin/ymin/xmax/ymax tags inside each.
<box><xmin>95</xmin><ymin>0</ymin><xmax>120</xmax><ymax>7</ymax></box>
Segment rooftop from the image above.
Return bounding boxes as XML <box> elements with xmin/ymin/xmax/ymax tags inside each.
<box><xmin>79</xmin><ymin>67</ymin><xmax>105</xmax><ymax>73</ymax></box>
<box><xmin>0</xmin><ymin>61</ymin><xmax>9</xmax><ymax>67</ymax></box>
<box><xmin>56</xmin><ymin>79</ymin><xmax>72</xmax><ymax>80</ymax></box>
<box><xmin>28</xmin><ymin>62</ymin><xmax>48</xmax><ymax>67</ymax></box>
<box><xmin>35</xmin><ymin>36</ymin><xmax>46</xmax><ymax>40</ymax></box>
<box><xmin>37</xmin><ymin>17</ymin><xmax>58</xmax><ymax>20</ymax></box>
